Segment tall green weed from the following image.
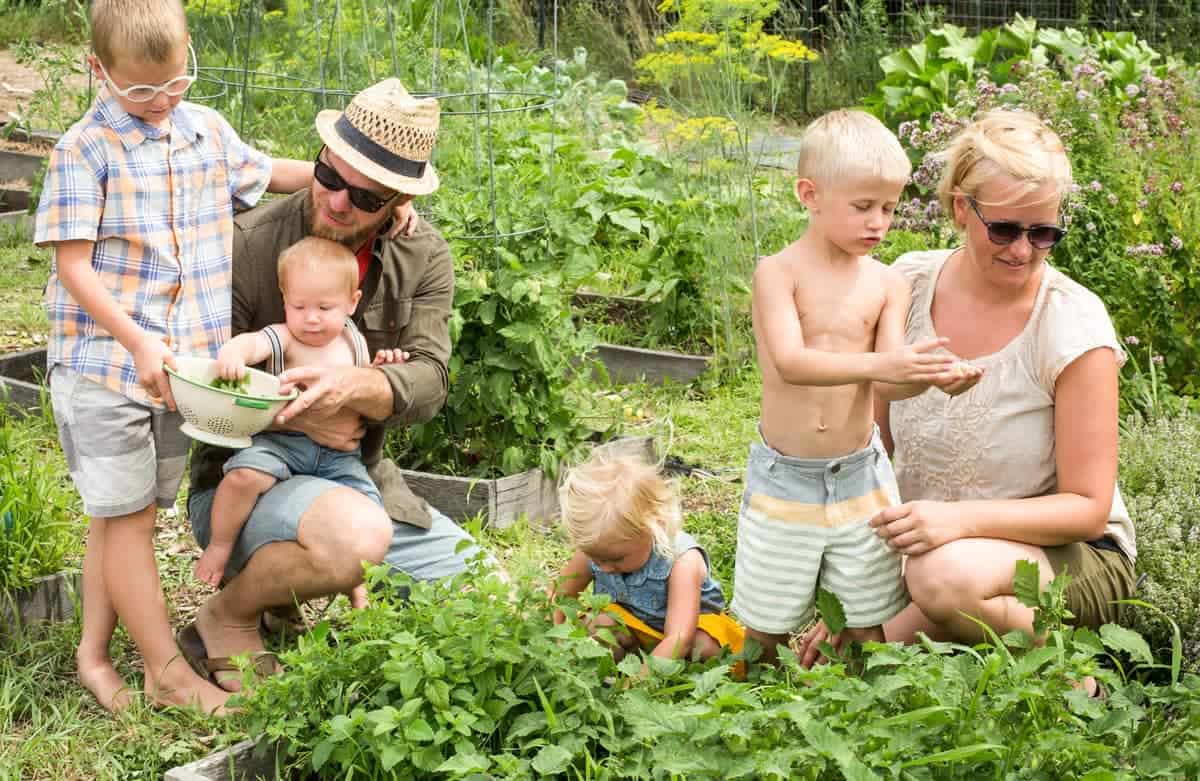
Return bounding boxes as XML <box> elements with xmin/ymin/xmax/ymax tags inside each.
<box><xmin>0</xmin><ymin>401</ymin><xmax>79</xmax><ymax>591</ymax></box>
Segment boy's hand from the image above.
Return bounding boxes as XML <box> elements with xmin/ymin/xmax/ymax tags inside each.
<box><xmin>930</xmin><ymin>362</ymin><xmax>984</xmax><ymax>396</ymax></box>
<box><xmin>133</xmin><ymin>335</ymin><xmax>177</xmax><ymax>410</ymax></box>
<box><xmin>215</xmin><ymin>347</ymin><xmax>249</xmax><ymax>381</ymax></box>
<box><xmin>371</xmin><ymin>348</ymin><xmax>409</xmax><ymax>366</ymax></box>
<box><xmin>873</xmin><ymin>337</ymin><xmax>956</xmax><ymax>384</ymax></box>
<box><xmin>386</xmin><ymin>201</ymin><xmax>420</xmax><ymax>239</ymax></box>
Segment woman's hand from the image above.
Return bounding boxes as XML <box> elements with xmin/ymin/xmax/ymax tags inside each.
<box><xmin>870</xmin><ymin>500</ymin><xmax>963</xmax><ymax>556</ymax></box>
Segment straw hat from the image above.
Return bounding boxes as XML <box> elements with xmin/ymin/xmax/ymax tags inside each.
<box><xmin>315</xmin><ymin>78</ymin><xmax>440</xmax><ymax>196</ymax></box>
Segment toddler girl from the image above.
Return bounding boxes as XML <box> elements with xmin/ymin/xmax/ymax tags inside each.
<box><xmin>551</xmin><ymin>453</ymin><xmax>744</xmax><ymax>662</ymax></box>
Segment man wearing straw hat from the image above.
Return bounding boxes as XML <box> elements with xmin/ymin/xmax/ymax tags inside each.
<box><xmin>182</xmin><ymin>78</ymin><xmax>485</xmax><ymax>688</ymax></box>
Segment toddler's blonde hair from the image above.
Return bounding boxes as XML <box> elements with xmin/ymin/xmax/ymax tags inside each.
<box><xmin>277</xmin><ymin>236</ymin><xmax>359</xmax><ymax>298</ymax></box>
<box><xmin>937</xmin><ymin>109</ymin><xmax>1072</xmax><ymax>217</ymax></box>
<box><xmin>560</xmin><ymin>453</ymin><xmax>681</xmax><ymax>561</ymax></box>
<box><xmin>90</xmin><ymin>0</ymin><xmax>189</xmax><ymax>68</ymax></box>
<box><xmin>796</xmin><ymin>109</ymin><xmax>911</xmax><ymax>188</ymax></box>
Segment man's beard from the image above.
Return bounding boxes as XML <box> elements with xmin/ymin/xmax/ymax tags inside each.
<box><xmin>306</xmin><ymin>190</ymin><xmax>384</xmax><ymax>249</ymax></box>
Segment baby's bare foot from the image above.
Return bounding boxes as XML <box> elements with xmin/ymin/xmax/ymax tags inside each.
<box><xmin>76</xmin><ymin>654</ymin><xmax>134</xmax><ymax>712</ymax></box>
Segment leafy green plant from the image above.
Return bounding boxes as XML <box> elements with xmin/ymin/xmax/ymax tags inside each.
<box><xmin>235</xmin><ymin>560</ymin><xmax>1200</xmax><ymax>779</ymax></box>
<box><xmin>1119</xmin><ymin>413</ymin><xmax>1200</xmax><ymax>670</ymax></box>
<box><xmin>387</xmin><ymin>252</ymin><xmax>596</xmax><ymax>479</ymax></box>
<box><xmin>866</xmin><ymin>15</ymin><xmax>1176</xmax><ymax>127</ymax></box>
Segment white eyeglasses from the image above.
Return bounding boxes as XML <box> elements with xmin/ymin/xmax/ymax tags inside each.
<box><xmin>96</xmin><ymin>43</ymin><xmax>197</xmax><ymax>103</ymax></box>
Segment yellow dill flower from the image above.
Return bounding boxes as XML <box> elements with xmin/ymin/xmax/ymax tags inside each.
<box><xmin>663</xmin><ymin>30</ymin><xmax>721</xmax><ymax>47</ymax></box>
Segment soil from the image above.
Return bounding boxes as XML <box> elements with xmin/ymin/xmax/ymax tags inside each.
<box><xmin>0</xmin><ymin>46</ymin><xmax>92</xmax><ymax>135</ymax></box>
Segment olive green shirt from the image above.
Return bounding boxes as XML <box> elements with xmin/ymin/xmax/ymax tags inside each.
<box><xmin>187</xmin><ymin>190</ymin><xmax>453</xmax><ymax>528</ymax></box>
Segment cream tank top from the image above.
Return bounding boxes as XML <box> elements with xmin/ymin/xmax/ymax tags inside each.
<box><xmin>886</xmin><ymin>249</ymin><xmax>1136</xmax><ymax>562</ymax></box>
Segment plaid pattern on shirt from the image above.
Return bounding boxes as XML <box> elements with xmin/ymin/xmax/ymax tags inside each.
<box><xmin>35</xmin><ymin>87</ymin><xmax>272</xmax><ymax>406</ymax></box>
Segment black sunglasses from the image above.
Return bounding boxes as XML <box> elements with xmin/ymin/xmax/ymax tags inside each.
<box><xmin>313</xmin><ymin>148</ymin><xmax>395</xmax><ymax>213</ymax></box>
<box><xmin>967</xmin><ymin>197</ymin><xmax>1066</xmax><ymax>250</ymax></box>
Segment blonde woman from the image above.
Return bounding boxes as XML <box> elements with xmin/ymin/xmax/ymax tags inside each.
<box><xmin>551</xmin><ymin>454</ymin><xmax>744</xmax><ymax>663</ymax></box>
<box><xmin>801</xmin><ymin>110</ymin><xmax>1137</xmax><ymax>663</ymax></box>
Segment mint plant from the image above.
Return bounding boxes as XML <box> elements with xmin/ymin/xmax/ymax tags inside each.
<box><xmin>234</xmin><ymin>563</ymin><xmax>1200</xmax><ymax>779</ymax></box>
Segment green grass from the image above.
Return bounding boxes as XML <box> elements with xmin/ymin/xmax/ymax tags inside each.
<box><xmin>0</xmin><ymin>1</ymin><xmax>88</xmax><ymax>49</ymax></box>
<box><xmin>0</xmin><ymin>222</ymin><xmax>49</xmax><ymax>353</ymax></box>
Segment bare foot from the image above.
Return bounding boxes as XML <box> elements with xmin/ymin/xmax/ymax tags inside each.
<box><xmin>196</xmin><ymin>601</ymin><xmax>268</xmax><ymax>693</ymax></box>
<box><xmin>148</xmin><ymin>654</ymin><xmax>231</xmax><ymax>716</ymax></box>
<box><xmin>76</xmin><ymin>653</ymin><xmax>134</xmax><ymax>712</ymax></box>
<box><xmin>347</xmin><ymin>585</ymin><xmax>369</xmax><ymax>610</ymax></box>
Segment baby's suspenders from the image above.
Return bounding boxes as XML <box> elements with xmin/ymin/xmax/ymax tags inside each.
<box><xmin>262</xmin><ymin>317</ymin><xmax>370</xmax><ymax>376</ymax></box>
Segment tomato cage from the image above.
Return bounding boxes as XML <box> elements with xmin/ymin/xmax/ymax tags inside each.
<box><xmin>187</xmin><ymin>0</ymin><xmax>564</xmax><ymax>254</ymax></box>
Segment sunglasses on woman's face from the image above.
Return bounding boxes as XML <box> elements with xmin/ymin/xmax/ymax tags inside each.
<box><xmin>967</xmin><ymin>197</ymin><xmax>1066</xmax><ymax>250</ymax></box>
<box><xmin>313</xmin><ymin>148</ymin><xmax>395</xmax><ymax>213</ymax></box>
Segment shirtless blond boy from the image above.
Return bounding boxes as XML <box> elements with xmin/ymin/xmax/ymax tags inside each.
<box><xmin>732</xmin><ymin>110</ymin><xmax>982</xmax><ymax>660</ymax></box>
<box><xmin>193</xmin><ymin>237</ymin><xmax>405</xmax><ymax>602</ymax></box>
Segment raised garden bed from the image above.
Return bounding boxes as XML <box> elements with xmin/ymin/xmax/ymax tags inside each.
<box><xmin>573</xmin><ymin>291</ymin><xmax>712</xmax><ymax>385</ymax></box>
<box><xmin>164</xmin><ymin>738</ymin><xmax>281</xmax><ymax>781</ymax></box>
<box><xmin>401</xmin><ymin>434</ymin><xmax>657</xmax><ymax>529</ymax></box>
<box><xmin>0</xmin><ymin>181</ymin><xmax>32</xmax><ymax>228</ymax></box>
<box><xmin>0</xmin><ymin>570</ymin><xmax>79</xmax><ymax>639</ymax></box>
<box><xmin>0</xmin><ymin>127</ymin><xmax>55</xmax><ymax>183</ymax></box>
<box><xmin>0</xmin><ymin>347</ymin><xmax>46</xmax><ymax>413</ymax></box>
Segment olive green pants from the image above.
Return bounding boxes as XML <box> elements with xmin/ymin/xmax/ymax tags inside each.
<box><xmin>1043</xmin><ymin>541</ymin><xmax>1136</xmax><ymax>628</ymax></box>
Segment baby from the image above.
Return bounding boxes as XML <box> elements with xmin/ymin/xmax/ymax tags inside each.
<box><xmin>551</xmin><ymin>453</ymin><xmax>744</xmax><ymax>663</ymax></box>
<box><xmin>194</xmin><ymin>236</ymin><xmax>405</xmax><ymax>601</ymax></box>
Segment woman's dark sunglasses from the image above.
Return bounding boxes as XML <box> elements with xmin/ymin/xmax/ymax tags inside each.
<box><xmin>313</xmin><ymin>148</ymin><xmax>394</xmax><ymax>213</ymax></box>
<box><xmin>968</xmin><ymin>197</ymin><xmax>1066</xmax><ymax>250</ymax></box>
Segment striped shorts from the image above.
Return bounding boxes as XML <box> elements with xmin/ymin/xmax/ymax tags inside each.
<box><xmin>731</xmin><ymin>427</ymin><xmax>909</xmax><ymax>634</ymax></box>
<box><xmin>49</xmin><ymin>365</ymin><xmax>189</xmax><ymax>519</ymax></box>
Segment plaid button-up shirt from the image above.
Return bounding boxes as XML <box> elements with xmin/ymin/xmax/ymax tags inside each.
<box><xmin>35</xmin><ymin>87</ymin><xmax>271</xmax><ymax>406</ymax></box>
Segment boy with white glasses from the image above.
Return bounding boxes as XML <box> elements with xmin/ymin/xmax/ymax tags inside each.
<box><xmin>34</xmin><ymin>0</ymin><xmax>316</xmax><ymax>714</ymax></box>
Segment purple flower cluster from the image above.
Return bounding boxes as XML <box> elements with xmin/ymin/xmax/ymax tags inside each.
<box><xmin>893</xmin><ymin>196</ymin><xmax>944</xmax><ymax>233</ymax></box>
<box><xmin>1127</xmin><ymin>243</ymin><xmax>1166</xmax><ymax>257</ymax></box>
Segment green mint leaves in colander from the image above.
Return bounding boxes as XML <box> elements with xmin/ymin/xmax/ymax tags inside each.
<box><xmin>209</xmin><ymin>374</ymin><xmax>252</xmax><ymax>394</ymax></box>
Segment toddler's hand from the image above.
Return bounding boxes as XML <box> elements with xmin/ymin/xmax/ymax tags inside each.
<box><xmin>371</xmin><ymin>348</ymin><xmax>410</xmax><ymax>366</ymax></box>
<box><xmin>386</xmin><ymin>201</ymin><xmax>420</xmax><ymax>239</ymax></box>
<box><xmin>133</xmin><ymin>334</ymin><xmax>177</xmax><ymax>410</ymax></box>
<box><xmin>874</xmin><ymin>337</ymin><xmax>957</xmax><ymax>385</ymax></box>
<box><xmin>215</xmin><ymin>347</ymin><xmax>249</xmax><ymax>381</ymax></box>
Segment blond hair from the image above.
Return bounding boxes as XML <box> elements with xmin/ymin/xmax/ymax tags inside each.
<box><xmin>277</xmin><ymin>237</ymin><xmax>359</xmax><ymax>298</ymax></box>
<box><xmin>90</xmin><ymin>0</ymin><xmax>189</xmax><ymax>68</ymax></box>
<box><xmin>560</xmin><ymin>453</ymin><xmax>681</xmax><ymax>561</ymax></box>
<box><xmin>796</xmin><ymin>109</ymin><xmax>911</xmax><ymax>188</ymax></box>
<box><xmin>937</xmin><ymin>110</ymin><xmax>1072</xmax><ymax>217</ymax></box>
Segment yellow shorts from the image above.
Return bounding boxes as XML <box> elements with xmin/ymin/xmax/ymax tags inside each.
<box><xmin>604</xmin><ymin>603</ymin><xmax>746</xmax><ymax>653</ymax></box>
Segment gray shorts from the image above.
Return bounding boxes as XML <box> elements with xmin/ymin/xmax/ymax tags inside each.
<box><xmin>188</xmin><ymin>472</ymin><xmax>482</xmax><ymax>583</ymax></box>
<box><xmin>732</xmin><ymin>427</ymin><xmax>910</xmax><ymax>634</ymax></box>
<box><xmin>49</xmin><ymin>364</ymin><xmax>189</xmax><ymax>518</ymax></box>
<box><xmin>223</xmin><ymin>431</ymin><xmax>382</xmax><ymax>507</ymax></box>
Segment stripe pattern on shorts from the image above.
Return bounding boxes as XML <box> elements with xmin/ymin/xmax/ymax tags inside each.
<box><xmin>732</xmin><ymin>430</ymin><xmax>910</xmax><ymax>634</ymax></box>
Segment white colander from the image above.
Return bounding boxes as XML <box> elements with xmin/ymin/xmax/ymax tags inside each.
<box><xmin>165</xmin><ymin>356</ymin><xmax>298</xmax><ymax>449</ymax></box>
